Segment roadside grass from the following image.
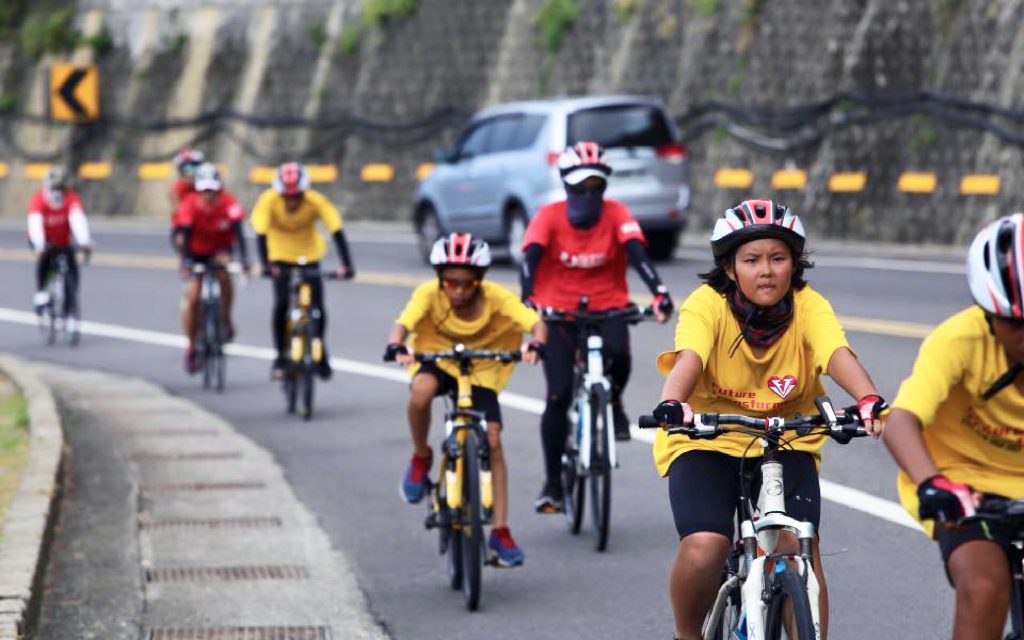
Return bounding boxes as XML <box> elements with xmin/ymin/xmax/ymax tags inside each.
<box><xmin>0</xmin><ymin>376</ymin><xmax>29</xmax><ymax>535</ymax></box>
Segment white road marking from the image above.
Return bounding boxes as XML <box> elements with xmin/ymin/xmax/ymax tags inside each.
<box><xmin>0</xmin><ymin>306</ymin><xmax>921</xmax><ymax>532</ymax></box>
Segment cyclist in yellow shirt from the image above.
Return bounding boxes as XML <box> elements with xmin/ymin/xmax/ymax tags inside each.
<box><xmin>649</xmin><ymin>199</ymin><xmax>885</xmax><ymax>640</ymax></box>
<box><xmin>251</xmin><ymin>162</ymin><xmax>355</xmax><ymax>379</ymax></box>
<box><xmin>885</xmin><ymin>214</ymin><xmax>1024</xmax><ymax>640</ymax></box>
<box><xmin>383</xmin><ymin>233</ymin><xmax>546</xmax><ymax>567</ymax></box>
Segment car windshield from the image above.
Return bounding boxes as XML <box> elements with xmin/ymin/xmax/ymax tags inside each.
<box><xmin>567</xmin><ymin>105</ymin><xmax>674</xmax><ymax>149</ymax></box>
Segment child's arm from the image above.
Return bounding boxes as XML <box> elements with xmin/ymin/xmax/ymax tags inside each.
<box><xmin>384</xmin><ymin>323</ymin><xmax>413</xmax><ymax>366</ymax></box>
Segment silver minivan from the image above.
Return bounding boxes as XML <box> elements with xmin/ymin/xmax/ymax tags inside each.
<box><xmin>413</xmin><ymin>95</ymin><xmax>690</xmax><ymax>262</ymax></box>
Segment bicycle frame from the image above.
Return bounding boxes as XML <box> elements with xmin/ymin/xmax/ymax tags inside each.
<box><xmin>284</xmin><ymin>265</ymin><xmax>324</xmax><ymax>367</ymax></box>
<box><xmin>575</xmin><ymin>332</ymin><xmax>616</xmax><ymax>472</ymax></box>
<box><xmin>439</xmin><ymin>365</ymin><xmax>493</xmax><ymax>516</ymax></box>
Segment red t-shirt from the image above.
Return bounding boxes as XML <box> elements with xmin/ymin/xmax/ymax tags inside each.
<box><xmin>28</xmin><ymin>189</ymin><xmax>84</xmax><ymax>248</ymax></box>
<box><xmin>177</xmin><ymin>191</ymin><xmax>244</xmax><ymax>257</ymax></box>
<box><xmin>522</xmin><ymin>198</ymin><xmax>646</xmax><ymax>311</ymax></box>
<box><xmin>170</xmin><ymin>180</ymin><xmax>193</xmax><ymax>227</ymax></box>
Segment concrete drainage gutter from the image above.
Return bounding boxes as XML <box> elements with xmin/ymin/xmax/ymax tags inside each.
<box><xmin>0</xmin><ymin>354</ymin><xmax>64</xmax><ymax>640</ymax></box>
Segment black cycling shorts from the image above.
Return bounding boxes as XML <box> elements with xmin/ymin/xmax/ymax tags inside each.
<box><xmin>936</xmin><ymin>501</ymin><xmax>1015</xmax><ymax>586</ymax></box>
<box><xmin>415</xmin><ymin>362</ymin><xmax>503</xmax><ymax>426</ymax></box>
<box><xmin>668</xmin><ymin>449</ymin><xmax>821</xmax><ymax>540</ymax></box>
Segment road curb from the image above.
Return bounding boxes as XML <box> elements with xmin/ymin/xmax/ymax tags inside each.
<box><xmin>0</xmin><ymin>354</ymin><xmax>64</xmax><ymax>640</ymax></box>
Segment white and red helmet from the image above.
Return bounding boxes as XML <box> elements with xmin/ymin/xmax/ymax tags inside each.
<box><xmin>193</xmin><ymin>162</ymin><xmax>223</xmax><ymax>192</ymax></box>
<box><xmin>173</xmin><ymin>148</ymin><xmax>205</xmax><ymax>175</ymax></box>
<box><xmin>429</xmin><ymin>232</ymin><xmax>492</xmax><ymax>270</ymax></box>
<box><xmin>272</xmin><ymin>162</ymin><xmax>310</xmax><ymax>196</ymax></box>
<box><xmin>558</xmin><ymin>141</ymin><xmax>612</xmax><ymax>185</ymax></box>
<box><xmin>967</xmin><ymin>213</ymin><xmax>1024</xmax><ymax>320</ymax></box>
<box><xmin>710</xmin><ymin>199</ymin><xmax>807</xmax><ymax>259</ymax></box>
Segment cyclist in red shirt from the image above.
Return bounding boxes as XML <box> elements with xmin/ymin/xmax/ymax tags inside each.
<box><xmin>521</xmin><ymin>141</ymin><xmax>674</xmax><ymax>512</ymax></box>
<box><xmin>176</xmin><ymin>162</ymin><xmax>250</xmax><ymax>374</ymax></box>
<box><xmin>169</xmin><ymin>147</ymin><xmax>205</xmax><ymax>252</ymax></box>
<box><xmin>27</xmin><ymin>167</ymin><xmax>92</xmax><ymax>317</ymax></box>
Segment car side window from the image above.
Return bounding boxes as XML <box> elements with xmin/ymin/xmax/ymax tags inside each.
<box><xmin>455</xmin><ymin>120</ymin><xmax>495</xmax><ymax>160</ymax></box>
<box><xmin>488</xmin><ymin>116</ymin><xmax>524</xmax><ymax>154</ymax></box>
<box><xmin>510</xmin><ymin>115</ymin><xmax>546</xmax><ymax>150</ymax></box>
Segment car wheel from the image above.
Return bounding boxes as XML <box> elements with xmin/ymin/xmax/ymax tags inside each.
<box><xmin>417</xmin><ymin>204</ymin><xmax>442</xmax><ymax>264</ymax></box>
<box><xmin>504</xmin><ymin>204</ymin><xmax>528</xmax><ymax>265</ymax></box>
<box><xmin>645</xmin><ymin>229</ymin><xmax>680</xmax><ymax>262</ymax></box>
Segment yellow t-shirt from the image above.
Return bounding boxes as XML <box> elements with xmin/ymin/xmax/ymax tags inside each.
<box><xmin>893</xmin><ymin>306</ymin><xmax>1024</xmax><ymax>533</ymax></box>
<box><xmin>397</xmin><ymin>280</ymin><xmax>540</xmax><ymax>392</ymax></box>
<box><xmin>250</xmin><ymin>188</ymin><xmax>342</xmax><ymax>263</ymax></box>
<box><xmin>652</xmin><ymin>285</ymin><xmax>851</xmax><ymax>477</ymax></box>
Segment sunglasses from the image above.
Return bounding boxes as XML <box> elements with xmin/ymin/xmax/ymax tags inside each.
<box><xmin>566</xmin><ymin>181</ymin><xmax>607</xmax><ymax>196</ymax></box>
<box><xmin>441</xmin><ymin>277</ymin><xmax>481</xmax><ymax>292</ymax></box>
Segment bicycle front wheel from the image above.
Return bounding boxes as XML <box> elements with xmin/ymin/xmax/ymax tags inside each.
<box><xmin>461</xmin><ymin>430</ymin><xmax>483</xmax><ymax>611</ymax></box>
<box><xmin>589</xmin><ymin>393</ymin><xmax>611</xmax><ymax>552</ymax></box>
<box><xmin>763</xmin><ymin>566</ymin><xmax>816</xmax><ymax>640</ymax></box>
<box><xmin>703</xmin><ymin>571</ymin><xmax>742</xmax><ymax>639</ymax></box>
<box><xmin>561</xmin><ymin>439</ymin><xmax>584</xmax><ymax>534</ymax></box>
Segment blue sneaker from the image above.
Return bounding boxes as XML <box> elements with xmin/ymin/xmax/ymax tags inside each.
<box><xmin>488</xmin><ymin>526</ymin><xmax>525</xmax><ymax>567</ymax></box>
<box><xmin>400</xmin><ymin>448</ymin><xmax>432</xmax><ymax>504</ymax></box>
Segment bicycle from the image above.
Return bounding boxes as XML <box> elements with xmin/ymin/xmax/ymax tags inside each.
<box><xmin>272</xmin><ymin>261</ymin><xmax>339</xmax><ymax>420</ymax></box>
<box><xmin>191</xmin><ymin>261</ymin><xmax>243</xmax><ymax>392</ymax></box>
<box><xmin>639</xmin><ymin>396</ymin><xmax>868</xmax><ymax>640</ymax></box>
<box><xmin>398</xmin><ymin>344</ymin><xmax>521</xmax><ymax>611</ymax></box>
<box><xmin>37</xmin><ymin>248</ymin><xmax>87</xmax><ymax>347</ymax></box>
<box><xmin>542</xmin><ymin>298</ymin><xmax>654</xmax><ymax>552</ymax></box>
<box><xmin>958</xmin><ymin>496</ymin><xmax>1024</xmax><ymax>639</ymax></box>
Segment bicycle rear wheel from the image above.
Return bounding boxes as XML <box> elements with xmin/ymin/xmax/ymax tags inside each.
<box><xmin>589</xmin><ymin>393</ymin><xmax>611</xmax><ymax>552</ymax></box>
<box><xmin>301</xmin><ymin>367</ymin><xmax>315</xmax><ymax>420</ymax></box>
<box><xmin>763</xmin><ymin>566</ymin><xmax>815</xmax><ymax>640</ymax></box>
<box><xmin>461</xmin><ymin>430</ymin><xmax>483</xmax><ymax>611</ymax></box>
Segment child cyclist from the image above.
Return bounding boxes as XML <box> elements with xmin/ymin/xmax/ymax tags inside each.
<box><xmin>384</xmin><ymin>232</ymin><xmax>547</xmax><ymax>567</ymax></box>
<box><xmin>649</xmin><ymin>199</ymin><xmax>886</xmax><ymax>640</ymax></box>
<box><xmin>884</xmin><ymin>214</ymin><xmax>1024</xmax><ymax>640</ymax></box>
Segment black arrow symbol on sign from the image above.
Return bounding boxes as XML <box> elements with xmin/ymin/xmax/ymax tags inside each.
<box><xmin>57</xmin><ymin>69</ymin><xmax>88</xmax><ymax>116</ymax></box>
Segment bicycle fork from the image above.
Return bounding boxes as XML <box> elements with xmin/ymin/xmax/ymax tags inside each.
<box><xmin>441</xmin><ymin>420</ymin><xmax>494</xmax><ymax>516</ymax></box>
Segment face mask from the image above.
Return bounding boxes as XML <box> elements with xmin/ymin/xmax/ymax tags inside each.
<box><xmin>45</xmin><ymin>189</ymin><xmax>65</xmax><ymax>209</ymax></box>
<box><xmin>566</xmin><ymin>190</ymin><xmax>604</xmax><ymax>229</ymax></box>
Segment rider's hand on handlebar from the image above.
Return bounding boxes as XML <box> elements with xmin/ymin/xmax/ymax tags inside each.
<box><xmin>383</xmin><ymin>343</ymin><xmax>413</xmax><ymax>367</ymax></box>
<box><xmin>336</xmin><ymin>264</ymin><xmax>355</xmax><ymax>280</ymax></box>
<box><xmin>857</xmin><ymin>394</ymin><xmax>888</xmax><ymax>438</ymax></box>
<box><xmin>80</xmin><ymin>245</ymin><xmax>93</xmax><ymax>264</ymax></box>
<box><xmin>653</xmin><ymin>288</ymin><xmax>674</xmax><ymax>324</ymax></box>
<box><xmin>653</xmin><ymin>399</ymin><xmax>692</xmax><ymax>430</ymax></box>
<box><xmin>918</xmin><ymin>475</ymin><xmax>979</xmax><ymax>526</ymax></box>
<box><xmin>522</xmin><ymin>340</ymin><xmax>544</xmax><ymax>365</ymax></box>
<box><xmin>262</xmin><ymin>264</ymin><xmax>279</xmax><ymax>279</ymax></box>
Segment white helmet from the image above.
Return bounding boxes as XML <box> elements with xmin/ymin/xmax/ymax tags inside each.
<box><xmin>710</xmin><ymin>198</ymin><xmax>806</xmax><ymax>259</ymax></box>
<box><xmin>558</xmin><ymin>141</ymin><xmax>612</xmax><ymax>185</ymax></box>
<box><xmin>967</xmin><ymin>213</ymin><xmax>1024</xmax><ymax>320</ymax></box>
<box><xmin>429</xmin><ymin>232</ymin><xmax>492</xmax><ymax>269</ymax></box>
<box><xmin>193</xmin><ymin>162</ymin><xmax>223</xmax><ymax>192</ymax></box>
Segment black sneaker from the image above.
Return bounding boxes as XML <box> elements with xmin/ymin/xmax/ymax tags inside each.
<box><xmin>613</xmin><ymin>405</ymin><xmax>631</xmax><ymax>441</ymax></box>
<box><xmin>316</xmin><ymin>359</ymin><xmax>333</xmax><ymax>380</ymax></box>
<box><xmin>534</xmin><ymin>481</ymin><xmax>564</xmax><ymax>514</ymax></box>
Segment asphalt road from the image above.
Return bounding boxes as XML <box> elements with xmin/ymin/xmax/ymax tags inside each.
<box><xmin>0</xmin><ymin>223</ymin><xmax>971</xmax><ymax>638</ymax></box>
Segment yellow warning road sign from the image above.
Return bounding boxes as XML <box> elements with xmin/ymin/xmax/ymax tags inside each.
<box><xmin>50</xmin><ymin>64</ymin><xmax>99</xmax><ymax>122</ymax></box>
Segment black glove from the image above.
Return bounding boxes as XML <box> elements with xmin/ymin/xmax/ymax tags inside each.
<box><xmin>526</xmin><ymin>340</ymin><xmax>545</xmax><ymax>358</ymax></box>
<box><xmin>383</xmin><ymin>343</ymin><xmax>409</xmax><ymax>362</ymax></box>
<box><xmin>918</xmin><ymin>475</ymin><xmax>975</xmax><ymax>523</ymax></box>
<box><xmin>653</xmin><ymin>288</ymin><xmax>674</xmax><ymax>316</ymax></box>
<box><xmin>653</xmin><ymin>399</ymin><xmax>686</xmax><ymax>426</ymax></box>
<box><xmin>522</xmin><ymin>298</ymin><xmax>538</xmax><ymax>312</ymax></box>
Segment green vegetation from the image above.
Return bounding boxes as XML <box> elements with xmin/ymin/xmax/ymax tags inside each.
<box><xmin>162</xmin><ymin>32</ymin><xmax>189</xmax><ymax>56</ymax></box>
<box><xmin>83</xmin><ymin>23</ymin><xmax>114</xmax><ymax>57</ymax></box>
<box><xmin>362</xmin><ymin>0</ymin><xmax>419</xmax><ymax>27</ymax></box>
<box><xmin>0</xmin><ymin>95</ymin><xmax>16</xmax><ymax>112</ymax></box>
<box><xmin>688</xmin><ymin>0</ymin><xmax>719</xmax><ymax>18</ymax></box>
<box><xmin>308</xmin><ymin>21</ymin><xmax>327</xmax><ymax>49</ymax></box>
<box><xmin>19</xmin><ymin>8</ymin><xmax>78</xmax><ymax>60</ymax></box>
<box><xmin>0</xmin><ymin>0</ymin><xmax>25</xmax><ymax>41</ymax></box>
<box><xmin>743</xmin><ymin>0</ymin><xmax>765</xmax><ymax>25</ymax></box>
<box><xmin>339</xmin><ymin>24</ymin><xmax>362</xmax><ymax>55</ymax></box>
<box><xmin>0</xmin><ymin>381</ymin><xmax>29</xmax><ymax>533</ymax></box>
<box><xmin>728</xmin><ymin>54</ymin><xmax>748</xmax><ymax>96</ymax></box>
<box><xmin>613</xmin><ymin>0</ymin><xmax>639</xmax><ymax>20</ymax></box>
<box><xmin>535</xmin><ymin>0</ymin><xmax>579</xmax><ymax>56</ymax></box>
<box><xmin>938</xmin><ymin>0</ymin><xmax>964</xmax><ymax>37</ymax></box>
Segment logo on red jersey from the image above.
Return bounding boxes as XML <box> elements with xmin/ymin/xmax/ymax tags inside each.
<box><xmin>767</xmin><ymin>375</ymin><xmax>798</xmax><ymax>399</ymax></box>
<box><xmin>559</xmin><ymin>251</ymin><xmax>609</xmax><ymax>269</ymax></box>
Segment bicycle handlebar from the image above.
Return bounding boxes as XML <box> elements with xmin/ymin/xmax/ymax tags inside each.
<box><xmin>962</xmin><ymin>496</ymin><xmax>1024</xmax><ymax>527</ymax></box>
<box><xmin>637</xmin><ymin>398</ymin><xmax>868</xmax><ymax>444</ymax></box>
<box><xmin>259</xmin><ymin>266</ymin><xmax>343</xmax><ymax>280</ymax></box>
<box><xmin>541</xmin><ymin>303</ymin><xmax>655</xmax><ymax>325</ymax></box>
<box><xmin>413</xmin><ymin>346</ymin><xmax>523</xmax><ymax>365</ymax></box>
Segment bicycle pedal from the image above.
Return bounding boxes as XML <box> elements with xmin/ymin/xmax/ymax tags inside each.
<box><xmin>424</xmin><ymin>511</ymin><xmax>439</xmax><ymax>530</ymax></box>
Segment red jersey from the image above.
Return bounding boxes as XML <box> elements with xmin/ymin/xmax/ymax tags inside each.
<box><xmin>28</xmin><ymin>189</ymin><xmax>84</xmax><ymax>248</ymax></box>
<box><xmin>522</xmin><ymin>198</ymin><xmax>645</xmax><ymax>311</ymax></box>
<box><xmin>170</xmin><ymin>180</ymin><xmax>193</xmax><ymax>227</ymax></box>
<box><xmin>177</xmin><ymin>191</ymin><xmax>244</xmax><ymax>257</ymax></box>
